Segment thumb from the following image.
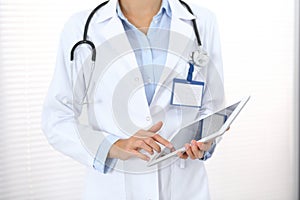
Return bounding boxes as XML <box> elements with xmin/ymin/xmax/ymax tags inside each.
<box><xmin>148</xmin><ymin>121</ymin><xmax>163</xmax><ymax>133</ymax></box>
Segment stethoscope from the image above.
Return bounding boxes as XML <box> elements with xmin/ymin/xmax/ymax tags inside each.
<box><xmin>70</xmin><ymin>0</ymin><xmax>209</xmax><ymax>104</ymax></box>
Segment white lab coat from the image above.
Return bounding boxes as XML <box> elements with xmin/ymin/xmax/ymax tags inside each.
<box><xmin>42</xmin><ymin>0</ymin><xmax>224</xmax><ymax>199</ymax></box>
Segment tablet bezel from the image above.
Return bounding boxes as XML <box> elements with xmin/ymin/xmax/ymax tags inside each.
<box><xmin>147</xmin><ymin>96</ymin><xmax>250</xmax><ymax>167</ymax></box>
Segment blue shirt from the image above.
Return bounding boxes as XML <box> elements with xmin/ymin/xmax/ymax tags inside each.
<box><xmin>117</xmin><ymin>0</ymin><xmax>171</xmax><ymax>105</ymax></box>
<box><xmin>93</xmin><ymin>0</ymin><xmax>215</xmax><ymax>173</ymax></box>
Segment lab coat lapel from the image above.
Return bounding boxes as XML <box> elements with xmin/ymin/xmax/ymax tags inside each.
<box><xmin>151</xmin><ymin>17</ymin><xmax>195</xmax><ymax>105</ymax></box>
<box><xmin>92</xmin><ymin>14</ymin><xmax>152</xmax><ymax>130</ymax></box>
<box><xmin>95</xmin><ymin>16</ymin><xmax>138</xmax><ymax>73</ymax></box>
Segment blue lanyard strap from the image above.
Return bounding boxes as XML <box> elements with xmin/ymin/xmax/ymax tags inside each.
<box><xmin>187</xmin><ymin>62</ymin><xmax>194</xmax><ymax>82</ymax></box>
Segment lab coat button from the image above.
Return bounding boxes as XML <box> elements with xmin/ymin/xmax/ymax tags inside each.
<box><xmin>135</xmin><ymin>77</ymin><xmax>139</xmax><ymax>82</ymax></box>
<box><xmin>146</xmin><ymin>116</ymin><xmax>151</xmax><ymax>121</ymax></box>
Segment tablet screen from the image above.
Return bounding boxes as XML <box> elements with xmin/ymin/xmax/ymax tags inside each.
<box><xmin>157</xmin><ymin>101</ymin><xmax>240</xmax><ymax>158</ymax></box>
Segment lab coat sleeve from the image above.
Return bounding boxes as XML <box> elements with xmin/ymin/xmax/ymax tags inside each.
<box><xmin>201</xmin><ymin>11</ymin><xmax>225</xmax><ymax>113</ymax></box>
<box><xmin>204</xmin><ymin>13</ymin><xmax>224</xmax><ymax>160</ymax></box>
<box><xmin>201</xmin><ymin>141</ymin><xmax>217</xmax><ymax>161</ymax></box>
<box><xmin>41</xmin><ymin>14</ymin><xmax>119</xmax><ymax>173</ymax></box>
<box><xmin>194</xmin><ymin>7</ymin><xmax>225</xmax><ymax>160</ymax></box>
<box><xmin>94</xmin><ymin>135</ymin><xmax>120</xmax><ymax>173</ymax></box>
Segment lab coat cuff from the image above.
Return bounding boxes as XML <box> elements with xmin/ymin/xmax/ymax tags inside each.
<box><xmin>93</xmin><ymin>134</ymin><xmax>120</xmax><ymax>174</ymax></box>
<box><xmin>201</xmin><ymin>141</ymin><xmax>217</xmax><ymax>161</ymax></box>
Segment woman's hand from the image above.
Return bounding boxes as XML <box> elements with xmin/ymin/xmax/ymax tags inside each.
<box><xmin>177</xmin><ymin>140</ymin><xmax>213</xmax><ymax>160</ymax></box>
<box><xmin>177</xmin><ymin>127</ymin><xmax>230</xmax><ymax>160</ymax></box>
<box><xmin>108</xmin><ymin>121</ymin><xmax>173</xmax><ymax>161</ymax></box>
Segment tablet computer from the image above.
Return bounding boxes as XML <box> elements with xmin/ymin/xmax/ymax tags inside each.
<box><xmin>147</xmin><ymin>96</ymin><xmax>250</xmax><ymax>167</ymax></box>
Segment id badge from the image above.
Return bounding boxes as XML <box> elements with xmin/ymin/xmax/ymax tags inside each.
<box><xmin>170</xmin><ymin>78</ymin><xmax>204</xmax><ymax>108</ymax></box>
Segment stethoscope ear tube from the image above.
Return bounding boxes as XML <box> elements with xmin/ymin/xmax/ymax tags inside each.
<box><xmin>70</xmin><ymin>40</ymin><xmax>96</xmax><ymax>61</ymax></box>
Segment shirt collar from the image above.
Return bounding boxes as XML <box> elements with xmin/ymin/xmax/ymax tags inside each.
<box><xmin>94</xmin><ymin>0</ymin><xmax>195</xmax><ymax>23</ymax></box>
<box><xmin>159</xmin><ymin>0</ymin><xmax>172</xmax><ymax>18</ymax></box>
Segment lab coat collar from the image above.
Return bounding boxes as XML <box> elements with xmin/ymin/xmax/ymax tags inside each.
<box><xmin>94</xmin><ymin>0</ymin><xmax>195</xmax><ymax>23</ymax></box>
<box><xmin>168</xmin><ymin>0</ymin><xmax>196</xmax><ymax>20</ymax></box>
<box><xmin>94</xmin><ymin>0</ymin><xmax>118</xmax><ymax>23</ymax></box>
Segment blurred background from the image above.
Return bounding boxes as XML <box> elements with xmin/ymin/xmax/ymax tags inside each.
<box><xmin>0</xmin><ymin>0</ymin><xmax>298</xmax><ymax>199</ymax></box>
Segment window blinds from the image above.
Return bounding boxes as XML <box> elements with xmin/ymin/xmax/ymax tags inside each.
<box><xmin>0</xmin><ymin>1</ymin><xmax>97</xmax><ymax>199</ymax></box>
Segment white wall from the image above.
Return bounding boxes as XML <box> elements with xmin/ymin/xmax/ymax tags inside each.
<box><xmin>191</xmin><ymin>0</ymin><xmax>298</xmax><ymax>199</ymax></box>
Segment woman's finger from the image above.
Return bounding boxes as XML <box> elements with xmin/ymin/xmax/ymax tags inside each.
<box><xmin>185</xmin><ymin>143</ymin><xmax>196</xmax><ymax>160</ymax></box>
<box><xmin>152</xmin><ymin>134</ymin><xmax>173</xmax><ymax>150</ymax></box>
<box><xmin>131</xmin><ymin>150</ymin><xmax>150</xmax><ymax>161</ymax></box>
<box><xmin>191</xmin><ymin>140</ymin><xmax>201</xmax><ymax>159</ymax></box>
<box><xmin>197</xmin><ymin>142</ymin><xmax>211</xmax><ymax>151</ymax></box>
<box><xmin>144</xmin><ymin>137</ymin><xmax>161</xmax><ymax>153</ymax></box>
<box><xmin>177</xmin><ymin>152</ymin><xmax>188</xmax><ymax>159</ymax></box>
<box><xmin>134</xmin><ymin>140</ymin><xmax>153</xmax><ymax>155</ymax></box>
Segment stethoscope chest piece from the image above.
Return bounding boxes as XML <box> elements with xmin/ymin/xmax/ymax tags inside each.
<box><xmin>191</xmin><ymin>46</ymin><xmax>209</xmax><ymax>67</ymax></box>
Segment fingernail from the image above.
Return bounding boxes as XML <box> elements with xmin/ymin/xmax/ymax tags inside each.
<box><xmin>167</xmin><ymin>143</ymin><xmax>174</xmax><ymax>149</ymax></box>
<box><xmin>185</xmin><ymin>144</ymin><xmax>190</xmax><ymax>150</ymax></box>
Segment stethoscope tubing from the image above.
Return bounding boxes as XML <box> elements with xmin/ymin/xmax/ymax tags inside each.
<box><xmin>69</xmin><ymin>0</ymin><xmax>205</xmax><ymax>105</ymax></box>
<box><xmin>70</xmin><ymin>0</ymin><xmax>201</xmax><ymax>62</ymax></box>
<box><xmin>70</xmin><ymin>0</ymin><xmax>109</xmax><ymax>62</ymax></box>
<box><xmin>178</xmin><ymin>0</ymin><xmax>201</xmax><ymax>46</ymax></box>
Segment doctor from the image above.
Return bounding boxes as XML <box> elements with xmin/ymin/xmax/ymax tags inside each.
<box><xmin>42</xmin><ymin>0</ymin><xmax>224</xmax><ymax>199</ymax></box>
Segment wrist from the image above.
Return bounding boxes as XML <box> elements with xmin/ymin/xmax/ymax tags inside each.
<box><xmin>108</xmin><ymin>139</ymin><xmax>125</xmax><ymax>159</ymax></box>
